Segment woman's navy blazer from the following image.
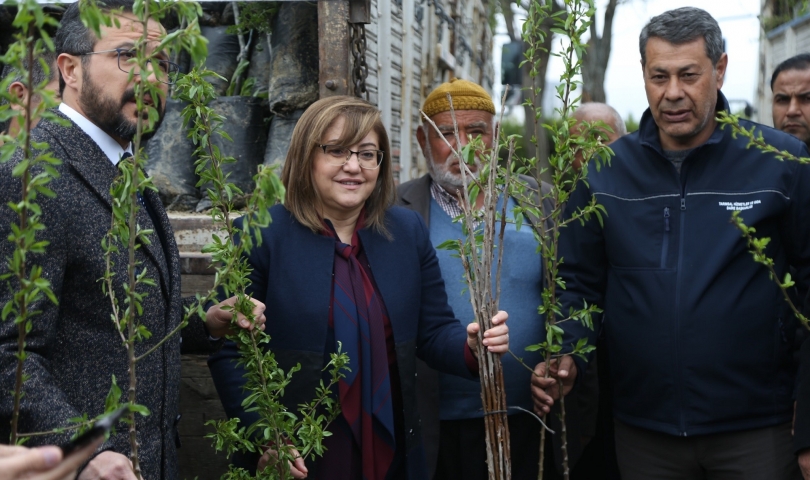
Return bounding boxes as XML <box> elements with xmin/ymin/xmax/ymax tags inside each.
<box><xmin>208</xmin><ymin>204</ymin><xmax>475</xmax><ymax>478</ymax></box>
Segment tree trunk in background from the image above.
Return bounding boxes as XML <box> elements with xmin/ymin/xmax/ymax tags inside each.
<box><xmin>581</xmin><ymin>0</ymin><xmax>620</xmax><ymax>103</ymax></box>
<box><xmin>501</xmin><ymin>0</ymin><xmax>517</xmax><ymax>41</ymax></box>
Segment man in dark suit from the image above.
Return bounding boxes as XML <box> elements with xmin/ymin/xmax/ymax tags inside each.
<box><xmin>397</xmin><ymin>79</ymin><xmax>597</xmax><ymax>480</ymax></box>
<box><xmin>0</xmin><ymin>2</ymin><xmax>263</xmax><ymax>480</ymax></box>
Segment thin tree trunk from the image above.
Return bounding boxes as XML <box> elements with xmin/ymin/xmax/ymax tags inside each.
<box><xmin>581</xmin><ymin>0</ymin><xmax>620</xmax><ymax>103</ymax></box>
<box><xmin>501</xmin><ymin>0</ymin><xmax>517</xmax><ymax>41</ymax></box>
<box><xmin>558</xmin><ymin>380</ymin><xmax>569</xmax><ymax>480</ymax></box>
<box><xmin>128</xmin><ymin>343</ymin><xmax>141</xmax><ymax>480</ymax></box>
<box><xmin>524</xmin><ymin>4</ymin><xmax>564</xmax><ymax>474</ymax></box>
<box><xmin>522</xmin><ymin>2</ymin><xmax>560</xmax><ymax>185</ymax></box>
<box><xmin>10</xmin><ymin>20</ymin><xmax>37</xmax><ymax>445</ymax></box>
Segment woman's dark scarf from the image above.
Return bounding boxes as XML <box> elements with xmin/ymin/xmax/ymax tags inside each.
<box><xmin>323</xmin><ymin>210</ymin><xmax>396</xmax><ymax>479</ymax></box>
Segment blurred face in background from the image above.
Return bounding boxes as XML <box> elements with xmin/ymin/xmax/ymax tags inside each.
<box><xmin>4</xmin><ymin>61</ymin><xmax>60</xmax><ymax>138</ymax></box>
<box><xmin>570</xmin><ymin>106</ymin><xmax>624</xmax><ymax>170</ymax></box>
<box><xmin>772</xmin><ymin>68</ymin><xmax>810</xmax><ymax>145</ymax></box>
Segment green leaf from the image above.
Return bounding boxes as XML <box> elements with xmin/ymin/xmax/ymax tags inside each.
<box><xmin>104</xmin><ymin>375</ymin><xmax>122</xmax><ymax>412</ymax></box>
<box><xmin>128</xmin><ymin>403</ymin><xmax>151</xmax><ymax>416</ymax></box>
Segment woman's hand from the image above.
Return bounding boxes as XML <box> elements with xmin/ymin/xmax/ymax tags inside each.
<box><xmin>205</xmin><ymin>296</ymin><xmax>266</xmax><ymax>338</ymax></box>
<box><xmin>466</xmin><ymin>310</ymin><xmax>509</xmax><ymax>356</ymax></box>
<box><xmin>257</xmin><ymin>446</ymin><xmax>308</xmax><ymax>479</ymax></box>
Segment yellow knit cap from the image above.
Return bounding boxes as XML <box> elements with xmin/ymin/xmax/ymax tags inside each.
<box><xmin>422</xmin><ymin>78</ymin><xmax>495</xmax><ymax>118</ymax></box>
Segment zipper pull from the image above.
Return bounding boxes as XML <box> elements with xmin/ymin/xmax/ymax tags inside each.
<box><xmin>680</xmin><ymin>197</ymin><xmax>686</xmax><ymax>211</ymax></box>
<box><xmin>664</xmin><ymin>207</ymin><xmax>670</xmax><ymax>232</ymax></box>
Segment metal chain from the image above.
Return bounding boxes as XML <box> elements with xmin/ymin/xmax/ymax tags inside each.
<box><xmin>350</xmin><ymin>23</ymin><xmax>369</xmax><ymax>100</ymax></box>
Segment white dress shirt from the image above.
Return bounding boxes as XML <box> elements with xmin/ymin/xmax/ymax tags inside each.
<box><xmin>58</xmin><ymin>103</ymin><xmax>132</xmax><ymax>165</ymax></box>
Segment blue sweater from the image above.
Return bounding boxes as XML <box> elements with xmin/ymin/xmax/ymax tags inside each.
<box><xmin>429</xmin><ymin>197</ymin><xmax>545</xmax><ymax>420</ymax></box>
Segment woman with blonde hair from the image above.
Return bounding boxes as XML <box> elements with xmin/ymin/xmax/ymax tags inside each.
<box><xmin>207</xmin><ymin>96</ymin><xmax>508</xmax><ymax>480</ymax></box>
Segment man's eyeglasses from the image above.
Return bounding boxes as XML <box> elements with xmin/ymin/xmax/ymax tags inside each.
<box><xmin>318</xmin><ymin>144</ymin><xmax>384</xmax><ymax>169</ymax></box>
<box><xmin>78</xmin><ymin>48</ymin><xmax>180</xmax><ymax>85</ymax></box>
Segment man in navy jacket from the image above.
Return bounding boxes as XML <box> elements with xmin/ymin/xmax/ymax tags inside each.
<box><xmin>531</xmin><ymin>7</ymin><xmax>810</xmax><ymax>479</ymax></box>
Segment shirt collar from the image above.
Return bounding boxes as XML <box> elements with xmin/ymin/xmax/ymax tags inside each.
<box><xmin>429</xmin><ymin>180</ymin><xmax>462</xmax><ymax>206</ymax></box>
<box><xmin>58</xmin><ymin>103</ymin><xmax>132</xmax><ymax>165</ymax></box>
<box><xmin>429</xmin><ymin>178</ymin><xmax>468</xmax><ymax>223</ymax></box>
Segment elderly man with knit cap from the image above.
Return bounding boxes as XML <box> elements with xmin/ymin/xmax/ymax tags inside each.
<box><xmin>397</xmin><ymin>79</ymin><xmax>595</xmax><ymax>480</ymax></box>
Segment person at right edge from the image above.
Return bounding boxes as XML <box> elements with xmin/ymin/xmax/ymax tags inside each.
<box><xmin>531</xmin><ymin>7</ymin><xmax>810</xmax><ymax>479</ymax></box>
<box><xmin>798</xmin><ymin>300</ymin><xmax>810</xmax><ymax>479</ymax></box>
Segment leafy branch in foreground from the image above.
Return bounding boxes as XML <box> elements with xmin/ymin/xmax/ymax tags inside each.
<box><xmin>86</xmin><ymin>0</ymin><xmax>207</xmax><ymax>476</ymax></box>
<box><xmin>0</xmin><ymin>0</ymin><xmax>62</xmax><ymax>445</ymax></box>
<box><xmin>718</xmin><ymin>112</ymin><xmax>810</xmax><ymax>165</ymax></box>
<box><xmin>425</xmin><ymin>89</ymin><xmax>515</xmax><ymax>479</ymax></box>
<box><xmin>175</xmin><ymin>67</ymin><xmax>349</xmax><ymax>480</ymax></box>
<box><xmin>518</xmin><ymin>0</ymin><xmax>613</xmax><ymax>478</ymax></box>
<box><xmin>717</xmin><ymin>112</ymin><xmax>810</xmax><ymax>333</ymax></box>
<box><xmin>31</xmin><ymin>376</ymin><xmax>147</xmax><ymax>445</ymax></box>
<box><xmin>730</xmin><ymin>212</ymin><xmax>809</xmax><ymax>329</ymax></box>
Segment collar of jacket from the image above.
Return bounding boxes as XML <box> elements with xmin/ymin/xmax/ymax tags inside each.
<box><xmin>38</xmin><ymin>109</ymin><xmax>174</xmax><ymax>303</ymax></box>
<box><xmin>638</xmin><ymin>90</ymin><xmax>730</xmax><ymax>156</ymax></box>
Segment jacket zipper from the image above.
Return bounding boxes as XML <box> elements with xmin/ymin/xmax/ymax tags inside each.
<box><xmin>660</xmin><ymin>207</ymin><xmax>670</xmax><ymax>268</ymax></box>
<box><xmin>675</xmin><ymin>162</ymin><xmax>689</xmax><ymax>435</ymax></box>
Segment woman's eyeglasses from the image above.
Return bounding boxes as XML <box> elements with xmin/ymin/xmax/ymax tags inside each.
<box><xmin>319</xmin><ymin>144</ymin><xmax>384</xmax><ymax>169</ymax></box>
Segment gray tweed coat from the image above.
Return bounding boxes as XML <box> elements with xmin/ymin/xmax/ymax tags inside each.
<box><xmin>0</xmin><ymin>111</ymin><xmax>214</xmax><ymax>479</ymax></box>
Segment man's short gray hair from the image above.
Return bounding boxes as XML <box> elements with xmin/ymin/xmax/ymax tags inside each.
<box><xmin>639</xmin><ymin>7</ymin><xmax>724</xmax><ymax>67</ymax></box>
